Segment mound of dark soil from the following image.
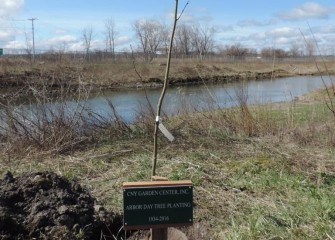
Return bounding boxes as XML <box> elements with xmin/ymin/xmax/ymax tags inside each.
<box><xmin>0</xmin><ymin>171</ymin><xmax>124</xmax><ymax>240</ymax></box>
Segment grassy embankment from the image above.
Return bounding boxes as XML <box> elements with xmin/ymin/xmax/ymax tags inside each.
<box><xmin>0</xmin><ymin>64</ymin><xmax>334</xmax><ymax>240</ymax></box>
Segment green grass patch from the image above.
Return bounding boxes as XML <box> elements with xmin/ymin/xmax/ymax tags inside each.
<box><xmin>214</xmin><ymin>157</ymin><xmax>335</xmax><ymax>239</ymax></box>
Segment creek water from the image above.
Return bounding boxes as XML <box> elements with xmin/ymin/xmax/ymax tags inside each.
<box><xmin>83</xmin><ymin>75</ymin><xmax>331</xmax><ymax>123</ymax></box>
<box><xmin>3</xmin><ymin>75</ymin><xmax>332</xmax><ymax>123</ymax></box>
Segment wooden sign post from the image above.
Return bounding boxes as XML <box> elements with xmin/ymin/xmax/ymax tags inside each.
<box><xmin>123</xmin><ymin>180</ymin><xmax>193</xmax><ymax>239</ymax></box>
<box><xmin>151</xmin><ymin>176</ymin><xmax>168</xmax><ymax>240</ymax></box>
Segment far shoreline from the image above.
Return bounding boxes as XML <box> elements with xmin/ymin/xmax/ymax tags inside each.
<box><xmin>0</xmin><ymin>58</ymin><xmax>334</xmax><ymax>96</ymax></box>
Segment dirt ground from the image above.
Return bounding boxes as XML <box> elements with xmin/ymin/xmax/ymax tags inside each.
<box><xmin>0</xmin><ymin>171</ymin><xmax>124</xmax><ymax>240</ymax></box>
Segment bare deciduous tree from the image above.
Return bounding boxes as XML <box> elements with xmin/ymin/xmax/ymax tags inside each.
<box><xmin>289</xmin><ymin>42</ymin><xmax>302</xmax><ymax>57</ymax></box>
<box><xmin>260</xmin><ymin>47</ymin><xmax>273</xmax><ymax>58</ymax></box>
<box><xmin>305</xmin><ymin>38</ymin><xmax>315</xmax><ymax>57</ymax></box>
<box><xmin>174</xmin><ymin>24</ymin><xmax>193</xmax><ymax>55</ymax></box>
<box><xmin>160</xmin><ymin>22</ymin><xmax>170</xmax><ymax>55</ymax></box>
<box><xmin>132</xmin><ymin>19</ymin><xmax>163</xmax><ymax>61</ymax></box>
<box><xmin>82</xmin><ymin>26</ymin><xmax>94</xmax><ymax>62</ymax></box>
<box><xmin>24</xmin><ymin>31</ymin><xmax>33</xmax><ymax>56</ymax></box>
<box><xmin>222</xmin><ymin>43</ymin><xmax>252</xmax><ymax>59</ymax></box>
<box><xmin>190</xmin><ymin>24</ymin><xmax>215</xmax><ymax>60</ymax></box>
<box><xmin>105</xmin><ymin>18</ymin><xmax>118</xmax><ymax>56</ymax></box>
<box><xmin>52</xmin><ymin>42</ymin><xmax>67</xmax><ymax>64</ymax></box>
<box><xmin>260</xmin><ymin>47</ymin><xmax>289</xmax><ymax>58</ymax></box>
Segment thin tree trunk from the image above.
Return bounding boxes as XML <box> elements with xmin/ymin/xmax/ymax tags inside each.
<box><xmin>152</xmin><ymin>0</ymin><xmax>179</xmax><ymax>177</ymax></box>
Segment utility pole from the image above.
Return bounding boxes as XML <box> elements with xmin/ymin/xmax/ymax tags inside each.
<box><xmin>28</xmin><ymin>18</ymin><xmax>37</xmax><ymax>63</ymax></box>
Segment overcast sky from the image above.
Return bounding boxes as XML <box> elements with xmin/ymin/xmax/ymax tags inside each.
<box><xmin>0</xmin><ymin>0</ymin><xmax>335</xmax><ymax>54</ymax></box>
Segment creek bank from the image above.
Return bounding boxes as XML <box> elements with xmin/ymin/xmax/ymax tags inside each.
<box><xmin>1</xmin><ymin>67</ymin><xmax>298</xmax><ymax>92</ymax></box>
<box><xmin>110</xmin><ymin>69</ymin><xmax>297</xmax><ymax>89</ymax></box>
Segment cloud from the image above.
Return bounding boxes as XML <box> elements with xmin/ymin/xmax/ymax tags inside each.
<box><xmin>323</xmin><ymin>34</ymin><xmax>335</xmax><ymax>43</ymax></box>
<box><xmin>54</xmin><ymin>29</ymin><xmax>69</xmax><ymax>35</ymax></box>
<box><xmin>215</xmin><ymin>24</ymin><xmax>234</xmax><ymax>33</ymax></box>
<box><xmin>173</xmin><ymin>12</ymin><xmax>212</xmax><ymax>25</ymax></box>
<box><xmin>0</xmin><ymin>30</ymin><xmax>12</xmax><ymax>40</ymax></box>
<box><xmin>237</xmin><ymin>27</ymin><xmax>298</xmax><ymax>43</ymax></box>
<box><xmin>237</xmin><ymin>19</ymin><xmax>277</xmax><ymax>28</ymax></box>
<box><xmin>275</xmin><ymin>37</ymin><xmax>293</xmax><ymax>45</ymax></box>
<box><xmin>222</xmin><ymin>26</ymin><xmax>303</xmax><ymax>50</ymax></box>
<box><xmin>317</xmin><ymin>25</ymin><xmax>335</xmax><ymax>34</ymax></box>
<box><xmin>278</xmin><ymin>2</ymin><xmax>334</xmax><ymax>21</ymax></box>
<box><xmin>0</xmin><ymin>0</ymin><xmax>25</xmax><ymax>47</ymax></box>
<box><xmin>4</xmin><ymin>40</ymin><xmax>26</xmax><ymax>49</ymax></box>
<box><xmin>0</xmin><ymin>0</ymin><xmax>24</xmax><ymax>18</ymax></box>
<box><xmin>250</xmin><ymin>32</ymin><xmax>268</xmax><ymax>41</ymax></box>
<box><xmin>268</xmin><ymin>27</ymin><xmax>298</xmax><ymax>37</ymax></box>
<box><xmin>115</xmin><ymin>36</ymin><xmax>130</xmax><ymax>46</ymax></box>
<box><xmin>44</xmin><ymin>34</ymin><xmax>130</xmax><ymax>52</ymax></box>
<box><xmin>166</xmin><ymin>7</ymin><xmax>213</xmax><ymax>25</ymax></box>
<box><xmin>48</xmin><ymin>35</ymin><xmax>78</xmax><ymax>45</ymax></box>
<box><xmin>67</xmin><ymin>42</ymin><xmax>83</xmax><ymax>51</ymax></box>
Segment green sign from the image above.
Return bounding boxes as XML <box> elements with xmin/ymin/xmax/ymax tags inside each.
<box><xmin>123</xmin><ymin>181</ymin><xmax>193</xmax><ymax>229</ymax></box>
<box><xmin>0</xmin><ymin>49</ymin><xmax>3</xmax><ymax>56</ymax></box>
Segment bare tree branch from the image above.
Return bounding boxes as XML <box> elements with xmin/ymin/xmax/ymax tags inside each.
<box><xmin>130</xmin><ymin>44</ymin><xmax>144</xmax><ymax>82</ymax></box>
<box><xmin>177</xmin><ymin>1</ymin><xmax>189</xmax><ymax>21</ymax></box>
<box><xmin>300</xmin><ymin>28</ymin><xmax>335</xmax><ymax>116</ymax></box>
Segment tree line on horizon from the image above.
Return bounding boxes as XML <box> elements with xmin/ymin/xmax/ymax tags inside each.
<box><xmin>82</xmin><ymin>18</ymin><xmax>319</xmax><ymax>62</ymax></box>
<box><xmin>6</xmin><ymin>17</ymin><xmax>320</xmax><ymax>63</ymax></box>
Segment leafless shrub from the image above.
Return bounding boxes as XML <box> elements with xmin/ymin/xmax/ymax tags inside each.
<box><xmin>85</xmin><ymin>97</ymin><xmax>131</xmax><ymax>139</ymax></box>
<box><xmin>0</xmin><ymin>81</ymin><xmax>132</xmax><ymax>155</ymax></box>
<box><xmin>177</xmin><ymin>82</ymin><xmax>283</xmax><ymax>140</ymax></box>
<box><xmin>233</xmin><ymin>83</ymin><xmax>258</xmax><ymax>136</ymax></box>
<box><xmin>0</xmin><ymin>84</ymin><xmax>87</xmax><ymax>154</ymax></box>
<box><xmin>291</xmin><ymin>125</ymin><xmax>316</xmax><ymax>145</ymax></box>
<box><xmin>133</xmin><ymin>90</ymin><xmax>158</xmax><ymax>137</ymax></box>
